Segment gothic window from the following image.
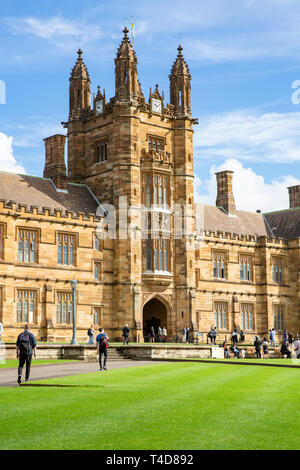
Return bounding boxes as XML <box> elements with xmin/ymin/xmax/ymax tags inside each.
<box><xmin>240</xmin><ymin>254</ymin><xmax>253</xmax><ymax>281</ymax></box>
<box><xmin>212</xmin><ymin>252</ymin><xmax>227</xmax><ymax>279</ymax></box>
<box><xmin>273</xmin><ymin>304</ymin><xmax>285</xmax><ymax>330</ymax></box>
<box><xmin>214</xmin><ymin>302</ymin><xmax>228</xmax><ymax>330</ymax></box>
<box><xmin>16</xmin><ymin>290</ymin><xmax>36</xmax><ymax>323</ymax></box>
<box><xmin>271</xmin><ymin>257</ymin><xmax>283</xmax><ymax>283</ymax></box>
<box><xmin>145</xmin><ymin>239</ymin><xmax>170</xmax><ymax>273</ymax></box>
<box><xmin>94</xmin><ymin>307</ymin><xmax>101</xmax><ymax>326</ymax></box>
<box><xmin>94</xmin><ymin>234</ymin><xmax>102</xmax><ymax>251</ymax></box>
<box><xmin>241</xmin><ymin>303</ymin><xmax>254</xmax><ymax>331</ymax></box>
<box><xmin>143</xmin><ymin>173</ymin><xmax>169</xmax><ymax>208</ymax></box>
<box><xmin>148</xmin><ymin>136</ymin><xmax>164</xmax><ymax>152</ymax></box>
<box><xmin>95</xmin><ymin>139</ymin><xmax>108</xmax><ymax>163</ymax></box>
<box><xmin>18</xmin><ymin>229</ymin><xmax>38</xmax><ymax>263</ymax></box>
<box><xmin>56</xmin><ymin>292</ymin><xmax>73</xmax><ymax>324</ymax></box>
<box><xmin>57</xmin><ymin>233</ymin><xmax>76</xmax><ymax>266</ymax></box>
<box><xmin>94</xmin><ymin>262</ymin><xmax>103</xmax><ymax>281</ymax></box>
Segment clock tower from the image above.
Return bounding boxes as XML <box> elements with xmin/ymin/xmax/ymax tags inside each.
<box><xmin>64</xmin><ymin>29</ymin><xmax>196</xmax><ymax>340</ymax></box>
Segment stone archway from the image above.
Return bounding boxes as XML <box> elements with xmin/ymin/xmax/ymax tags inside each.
<box><xmin>142</xmin><ymin>297</ymin><xmax>168</xmax><ymax>341</ymax></box>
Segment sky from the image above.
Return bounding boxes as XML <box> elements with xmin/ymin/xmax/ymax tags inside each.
<box><xmin>1</xmin><ymin>0</ymin><xmax>300</xmax><ymax>212</ymax></box>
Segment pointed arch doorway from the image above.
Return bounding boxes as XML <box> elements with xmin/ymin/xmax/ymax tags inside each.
<box><xmin>143</xmin><ymin>297</ymin><xmax>168</xmax><ymax>341</ymax></box>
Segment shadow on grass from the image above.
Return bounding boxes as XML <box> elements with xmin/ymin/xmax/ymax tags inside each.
<box><xmin>20</xmin><ymin>383</ymin><xmax>106</xmax><ymax>388</ymax></box>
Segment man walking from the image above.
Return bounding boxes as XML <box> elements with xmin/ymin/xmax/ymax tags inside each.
<box><xmin>16</xmin><ymin>324</ymin><xmax>36</xmax><ymax>385</ymax></box>
<box><xmin>96</xmin><ymin>328</ymin><xmax>109</xmax><ymax>371</ymax></box>
<box><xmin>122</xmin><ymin>324</ymin><xmax>130</xmax><ymax>345</ymax></box>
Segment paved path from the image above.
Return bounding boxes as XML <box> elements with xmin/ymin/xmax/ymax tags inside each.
<box><xmin>0</xmin><ymin>360</ymin><xmax>162</xmax><ymax>388</ymax></box>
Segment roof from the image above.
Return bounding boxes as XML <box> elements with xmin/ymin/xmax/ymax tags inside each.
<box><xmin>0</xmin><ymin>171</ymin><xmax>101</xmax><ymax>217</ymax></box>
<box><xmin>202</xmin><ymin>205</ymin><xmax>272</xmax><ymax>238</ymax></box>
<box><xmin>264</xmin><ymin>208</ymin><xmax>300</xmax><ymax>240</ymax></box>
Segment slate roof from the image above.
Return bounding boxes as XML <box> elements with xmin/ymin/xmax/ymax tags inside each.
<box><xmin>203</xmin><ymin>205</ymin><xmax>272</xmax><ymax>238</ymax></box>
<box><xmin>0</xmin><ymin>171</ymin><xmax>101</xmax><ymax>217</ymax></box>
<box><xmin>264</xmin><ymin>208</ymin><xmax>300</xmax><ymax>240</ymax></box>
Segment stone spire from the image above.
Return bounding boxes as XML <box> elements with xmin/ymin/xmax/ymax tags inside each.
<box><xmin>169</xmin><ymin>45</ymin><xmax>191</xmax><ymax>116</ymax></box>
<box><xmin>69</xmin><ymin>49</ymin><xmax>91</xmax><ymax>118</ymax></box>
<box><xmin>114</xmin><ymin>27</ymin><xmax>144</xmax><ymax>102</ymax></box>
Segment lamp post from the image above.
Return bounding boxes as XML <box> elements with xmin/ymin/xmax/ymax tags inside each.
<box><xmin>70</xmin><ymin>278</ymin><xmax>78</xmax><ymax>345</ymax></box>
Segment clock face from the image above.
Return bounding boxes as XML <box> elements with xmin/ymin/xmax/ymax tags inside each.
<box><xmin>152</xmin><ymin>98</ymin><xmax>162</xmax><ymax>114</ymax></box>
<box><xmin>95</xmin><ymin>100</ymin><xmax>104</xmax><ymax>115</ymax></box>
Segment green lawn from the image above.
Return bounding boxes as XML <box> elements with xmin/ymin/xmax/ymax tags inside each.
<box><xmin>0</xmin><ymin>359</ymin><xmax>77</xmax><ymax>369</ymax></box>
<box><xmin>0</xmin><ymin>362</ymin><xmax>299</xmax><ymax>450</ymax></box>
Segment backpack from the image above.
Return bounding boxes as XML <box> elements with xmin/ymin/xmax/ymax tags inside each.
<box><xmin>87</xmin><ymin>328</ymin><xmax>92</xmax><ymax>337</ymax></box>
<box><xmin>19</xmin><ymin>331</ymin><xmax>31</xmax><ymax>355</ymax></box>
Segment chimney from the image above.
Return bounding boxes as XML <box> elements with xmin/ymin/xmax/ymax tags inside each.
<box><xmin>215</xmin><ymin>170</ymin><xmax>236</xmax><ymax>216</ymax></box>
<box><xmin>43</xmin><ymin>135</ymin><xmax>67</xmax><ymax>190</ymax></box>
<box><xmin>288</xmin><ymin>185</ymin><xmax>300</xmax><ymax>208</ymax></box>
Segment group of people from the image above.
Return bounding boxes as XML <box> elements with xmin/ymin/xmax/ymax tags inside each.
<box><xmin>148</xmin><ymin>325</ymin><xmax>167</xmax><ymax>343</ymax></box>
<box><xmin>13</xmin><ymin>322</ymin><xmax>300</xmax><ymax>384</ymax></box>
<box><xmin>181</xmin><ymin>326</ymin><xmax>191</xmax><ymax>343</ymax></box>
<box><xmin>87</xmin><ymin>324</ymin><xmax>131</xmax><ymax>346</ymax></box>
<box><xmin>15</xmin><ymin>324</ymin><xmax>111</xmax><ymax>384</ymax></box>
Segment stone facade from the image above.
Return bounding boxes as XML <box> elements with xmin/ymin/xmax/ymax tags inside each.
<box><xmin>0</xmin><ymin>28</ymin><xmax>300</xmax><ymax>343</ymax></box>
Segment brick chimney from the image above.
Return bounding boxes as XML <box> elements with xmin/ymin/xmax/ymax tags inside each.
<box><xmin>288</xmin><ymin>185</ymin><xmax>300</xmax><ymax>208</ymax></box>
<box><xmin>43</xmin><ymin>135</ymin><xmax>67</xmax><ymax>190</ymax></box>
<box><xmin>215</xmin><ymin>170</ymin><xmax>236</xmax><ymax>216</ymax></box>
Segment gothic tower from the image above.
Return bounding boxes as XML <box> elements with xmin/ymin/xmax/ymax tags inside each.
<box><xmin>67</xmin><ymin>49</ymin><xmax>91</xmax><ymax>181</ymax></box>
<box><xmin>114</xmin><ymin>27</ymin><xmax>144</xmax><ymax>102</ymax></box>
<box><xmin>169</xmin><ymin>45</ymin><xmax>191</xmax><ymax>116</ymax></box>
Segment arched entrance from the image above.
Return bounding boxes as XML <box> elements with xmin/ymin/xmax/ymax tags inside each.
<box><xmin>143</xmin><ymin>297</ymin><xmax>168</xmax><ymax>341</ymax></box>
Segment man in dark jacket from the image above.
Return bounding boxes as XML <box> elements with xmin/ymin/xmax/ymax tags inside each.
<box><xmin>254</xmin><ymin>336</ymin><xmax>262</xmax><ymax>358</ymax></box>
<box><xmin>122</xmin><ymin>324</ymin><xmax>130</xmax><ymax>345</ymax></box>
<box><xmin>96</xmin><ymin>328</ymin><xmax>109</xmax><ymax>370</ymax></box>
<box><xmin>16</xmin><ymin>324</ymin><xmax>37</xmax><ymax>385</ymax></box>
<box><xmin>280</xmin><ymin>341</ymin><xmax>291</xmax><ymax>358</ymax></box>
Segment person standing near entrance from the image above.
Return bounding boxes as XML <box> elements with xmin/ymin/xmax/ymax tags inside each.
<box><xmin>270</xmin><ymin>328</ymin><xmax>276</xmax><ymax>348</ymax></box>
<box><xmin>182</xmin><ymin>326</ymin><xmax>187</xmax><ymax>343</ymax></box>
<box><xmin>162</xmin><ymin>326</ymin><xmax>167</xmax><ymax>343</ymax></box>
<box><xmin>158</xmin><ymin>326</ymin><xmax>163</xmax><ymax>343</ymax></box>
<box><xmin>150</xmin><ymin>326</ymin><xmax>155</xmax><ymax>343</ymax></box>
<box><xmin>122</xmin><ymin>324</ymin><xmax>130</xmax><ymax>345</ymax></box>
<box><xmin>16</xmin><ymin>324</ymin><xmax>36</xmax><ymax>385</ymax></box>
<box><xmin>96</xmin><ymin>328</ymin><xmax>109</xmax><ymax>371</ymax></box>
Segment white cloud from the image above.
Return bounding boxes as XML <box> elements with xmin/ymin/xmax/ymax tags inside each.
<box><xmin>0</xmin><ymin>132</ymin><xmax>26</xmax><ymax>173</ymax></box>
<box><xmin>7</xmin><ymin>16</ymin><xmax>102</xmax><ymax>48</ymax></box>
<box><xmin>195</xmin><ymin>111</ymin><xmax>300</xmax><ymax>163</ymax></box>
<box><xmin>195</xmin><ymin>158</ymin><xmax>300</xmax><ymax>212</ymax></box>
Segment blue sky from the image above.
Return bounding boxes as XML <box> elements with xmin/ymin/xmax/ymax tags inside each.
<box><xmin>1</xmin><ymin>0</ymin><xmax>300</xmax><ymax>211</ymax></box>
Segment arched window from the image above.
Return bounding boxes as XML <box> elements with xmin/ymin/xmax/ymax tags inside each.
<box><xmin>58</xmin><ymin>243</ymin><xmax>62</xmax><ymax>264</ymax></box>
<box><xmin>68</xmin><ymin>303</ymin><xmax>73</xmax><ymax>324</ymax></box>
<box><xmin>69</xmin><ymin>244</ymin><xmax>74</xmax><ymax>265</ymax></box>
<box><xmin>29</xmin><ymin>300</ymin><xmax>35</xmax><ymax>323</ymax></box>
<box><xmin>24</xmin><ymin>240</ymin><xmax>30</xmax><ymax>263</ymax></box>
<box><xmin>18</xmin><ymin>240</ymin><xmax>23</xmax><ymax>261</ymax></box>
<box><xmin>56</xmin><ymin>302</ymin><xmax>62</xmax><ymax>324</ymax></box>
<box><xmin>62</xmin><ymin>302</ymin><xmax>67</xmax><ymax>323</ymax></box>
<box><xmin>63</xmin><ymin>244</ymin><xmax>68</xmax><ymax>265</ymax></box>
<box><xmin>179</xmin><ymin>87</ymin><xmax>182</xmax><ymax>106</ymax></box>
<box><xmin>17</xmin><ymin>300</ymin><xmax>22</xmax><ymax>322</ymax></box>
<box><xmin>23</xmin><ymin>300</ymin><xmax>28</xmax><ymax>322</ymax></box>
<box><xmin>30</xmin><ymin>241</ymin><xmax>36</xmax><ymax>263</ymax></box>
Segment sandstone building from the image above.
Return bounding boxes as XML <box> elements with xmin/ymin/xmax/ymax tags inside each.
<box><xmin>1</xmin><ymin>28</ymin><xmax>299</xmax><ymax>342</ymax></box>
